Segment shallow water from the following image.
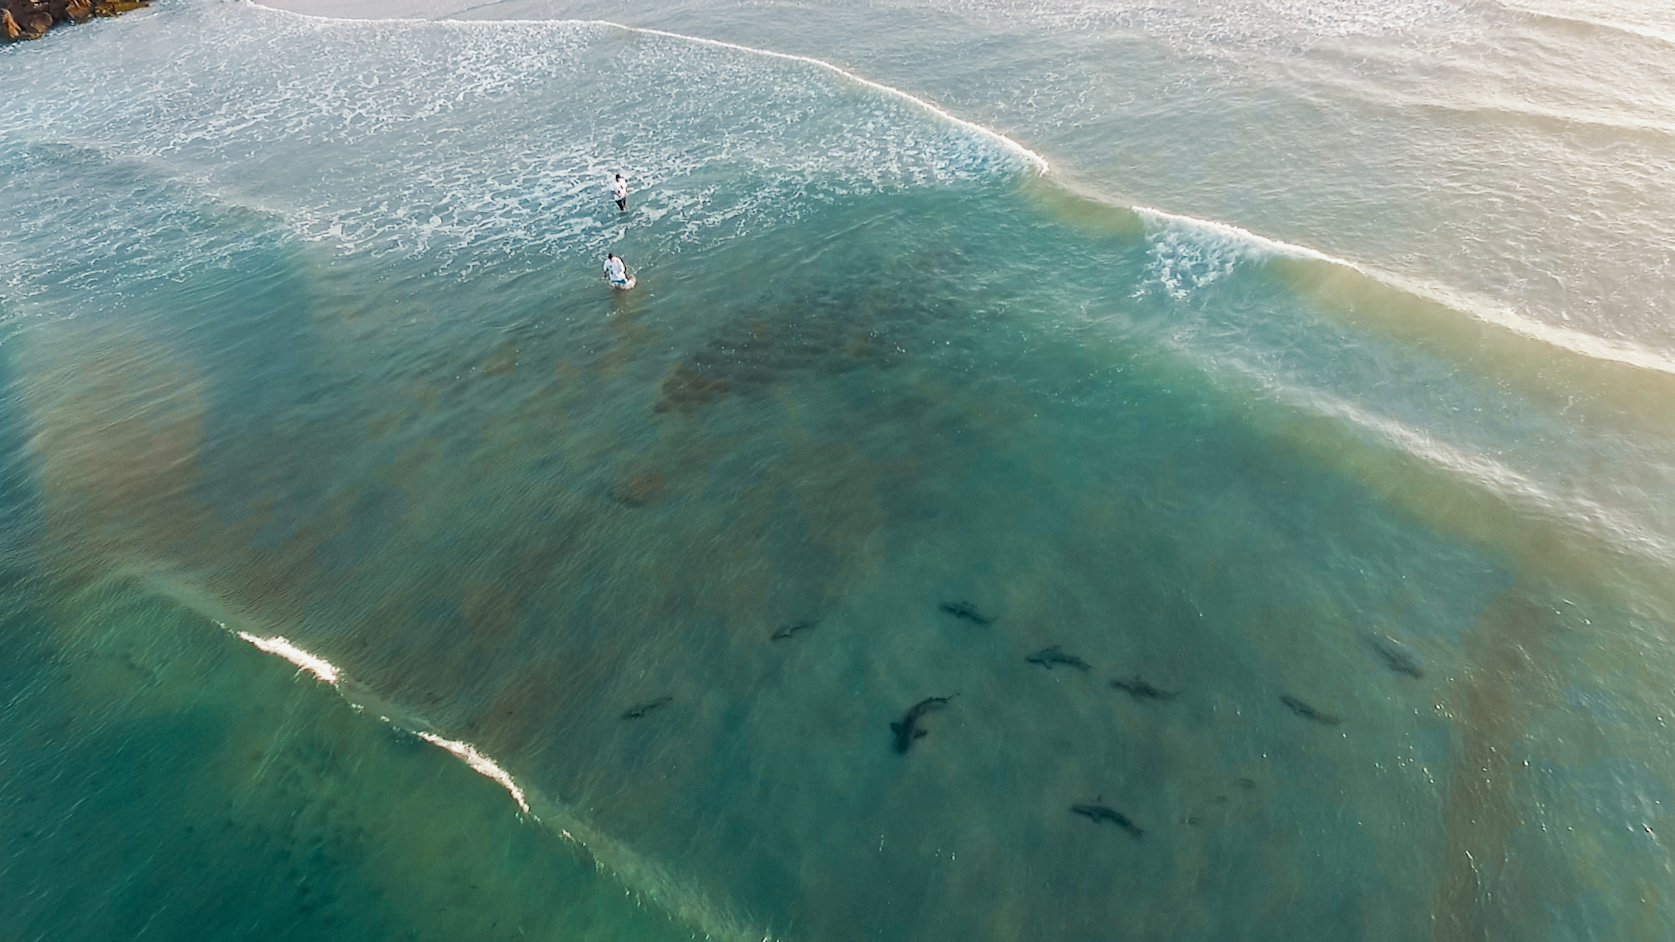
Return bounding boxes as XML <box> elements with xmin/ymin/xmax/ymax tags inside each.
<box><xmin>3</xmin><ymin>2</ymin><xmax>1674</xmax><ymax>940</ymax></box>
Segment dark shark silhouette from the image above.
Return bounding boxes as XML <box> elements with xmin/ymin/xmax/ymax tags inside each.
<box><xmin>1280</xmin><ymin>694</ymin><xmax>1340</xmax><ymax>725</ymax></box>
<box><xmin>938</xmin><ymin>602</ymin><xmax>991</xmax><ymax>625</ymax></box>
<box><xmin>770</xmin><ymin>620</ymin><xmax>818</xmax><ymax>641</ymax></box>
<box><xmin>891</xmin><ymin>695</ymin><xmax>956</xmax><ymax>753</ymax></box>
<box><xmin>1070</xmin><ymin>799</ymin><xmax>1144</xmax><ymax>838</ymax></box>
<box><xmin>1026</xmin><ymin>645</ymin><xmax>1092</xmax><ymax>672</ymax></box>
<box><xmin>1110</xmin><ymin>675</ymin><xmax>1178</xmax><ymax>701</ymax></box>
<box><xmin>620</xmin><ymin>697</ymin><xmax>673</xmax><ymax>720</ymax></box>
<box><xmin>1366</xmin><ymin>633</ymin><xmax>1423</xmax><ymax>678</ymax></box>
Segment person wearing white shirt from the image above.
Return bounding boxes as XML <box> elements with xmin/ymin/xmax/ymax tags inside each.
<box><xmin>610</xmin><ymin>174</ymin><xmax>629</xmax><ymax>211</ymax></box>
<box><xmin>603</xmin><ymin>253</ymin><xmax>630</xmax><ymax>287</ymax></box>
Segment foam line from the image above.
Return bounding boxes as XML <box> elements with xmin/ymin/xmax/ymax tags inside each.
<box><xmin>1135</xmin><ymin>205</ymin><xmax>1675</xmax><ymax>378</ymax></box>
<box><xmin>184</xmin><ymin>600</ymin><xmax>777</xmax><ymax>942</ymax></box>
<box><xmin>1387</xmin><ymin>273</ymin><xmax>1675</xmax><ymax>378</ymax></box>
<box><xmin>1310</xmin><ymin>395</ymin><xmax>1675</xmax><ymax>565</ymax></box>
<box><xmin>242</xmin><ymin>1</ymin><xmax>1048</xmax><ymax>173</ymax></box>
<box><xmin>1134</xmin><ymin>205</ymin><xmax>1337</xmax><ymax>264</ymax></box>
<box><xmin>233</xmin><ymin>630</ymin><xmax>528</xmax><ymax>813</ymax></box>
<box><xmin>1493</xmin><ymin>1</ymin><xmax>1675</xmax><ymax>48</ymax></box>
<box><xmin>600</xmin><ymin>23</ymin><xmax>1049</xmax><ymax>173</ymax></box>
<box><xmin>1191</xmin><ymin>351</ymin><xmax>1675</xmax><ymax>568</ymax></box>
<box><xmin>236</xmin><ymin>631</ymin><xmax>342</xmax><ymax>684</ymax></box>
<box><xmin>417</xmin><ymin>732</ymin><xmax>532</xmax><ymax>815</ymax></box>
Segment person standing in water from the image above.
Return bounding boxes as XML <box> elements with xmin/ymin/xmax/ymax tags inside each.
<box><xmin>603</xmin><ymin>252</ymin><xmax>630</xmax><ymax>287</ymax></box>
<box><xmin>610</xmin><ymin>173</ymin><xmax>629</xmax><ymax>211</ymax></box>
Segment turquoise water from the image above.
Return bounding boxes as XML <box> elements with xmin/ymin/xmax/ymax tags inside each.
<box><xmin>3</xmin><ymin>1</ymin><xmax>1675</xmax><ymax>939</ymax></box>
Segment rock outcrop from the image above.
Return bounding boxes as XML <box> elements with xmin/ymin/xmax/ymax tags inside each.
<box><xmin>1</xmin><ymin>0</ymin><xmax>148</xmax><ymax>42</ymax></box>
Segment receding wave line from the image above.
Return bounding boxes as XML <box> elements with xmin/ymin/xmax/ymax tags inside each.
<box><xmin>1493</xmin><ymin>1</ymin><xmax>1675</xmax><ymax>48</ymax></box>
<box><xmin>1188</xmin><ymin>352</ymin><xmax>1675</xmax><ymax>569</ymax></box>
<box><xmin>1305</xmin><ymin>395</ymin><xmax>1675</xmax><ymax>565</ymax></box>
<box><xmin>605</xmin><ymin>24</ymin><xmax>1049</xmax><ymax>173</ymax></box>
<box><xmin>1321</xmin><ymin>76</ymin><xmax>1675</xmax><ymax>140</ymax></box>
<box><xmin>242</xmin><ymin>1</ymin><xmax>1048</xmax><ymax>173</ymax></box>
<box><xmin>1133</xmin><ymin>205</ymin><xmax>1675</xmax><ymax>379</ymax></box>
<box><xmin>1374</xmin><ymin>271</ymin><xmax>1675</xmax><ymax>379</ymax></box>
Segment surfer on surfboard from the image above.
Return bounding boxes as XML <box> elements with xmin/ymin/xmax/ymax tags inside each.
<box><xmin>610</xmin><ymin>173</ymin><xmax>629</xmax><ymax>211</ymax></box>
<box><xmin>603</xmin><ymin>252</ymin><xmax>634</xmax><ymax>290</ymax></box>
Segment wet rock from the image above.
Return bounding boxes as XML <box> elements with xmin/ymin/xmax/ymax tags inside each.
<box><xmin>20</xmin><ymin>12</ymin><xmax>51</xmax><ymax>38</ymax></box>
<box><xmin>0</xmin><ymin>0</ymin><xmax>144</xmax><ymax>42</ymax></box>
<box><xmin>4</xmin><ymin>0</ymin><xmax>51</xmax><ymax>38</ymax></box>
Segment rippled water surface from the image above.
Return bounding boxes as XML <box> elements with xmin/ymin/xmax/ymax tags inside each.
<box><xmin>3</xmin><ymin>2</ymin><xmax>1674</xmax><ymax>940</ymax></box>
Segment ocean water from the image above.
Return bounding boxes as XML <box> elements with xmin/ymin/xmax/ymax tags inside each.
<box><xmin>2</xmin><ymin>1</ymin><xmax>1674</xmax><ymax>939</ymax></box>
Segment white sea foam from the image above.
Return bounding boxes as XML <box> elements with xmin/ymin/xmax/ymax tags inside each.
<box><xmin>1134</xmin><ymin>206</ymin><xmax>1333</xmax><ymax>300</ymax></box>
<box><xmin>114</xmin><ymin>0</ymin><xmax>1017</xmax><ymax>279</ymax></box>
<box><xmin>236</xmin><ymin>631</ymin><xmax>342</xmax><ymax>684</ymax></box>
<box><xmin>591</xmin><ymin>23</ymin><xmax>1049</xmax><ymax>175</ymax></box>
<box><xmin>1370</xmin><ymin>272</ymin><xmax>1675</xmax><ymax>379</ymax></box>
<box><xmin>0</xmin><ymin>0</ymin><xmax>1049</xmax><ymax>300</ymax></box>
<box><xmin>205</xmin><ymin>607</ymin><xmax>775</xmax><ymax>942</ymax></box>
<box><xmin>230</xmin><ymin>626</ymin><xmax>530</xmax><ymax>818</ymax></box>
<box><xmin>1135</xmin><ymin>205</ymin><xmax>1338</xmax><ymax>265</ymax></box>
<box><xmin>417</xmin><ymin>732</ymin><xmax>531</xmax><ymax>815</ymax></box>
<box><xmin>591</xmin><ymin>12</ymin><xmax>1675</xmax><ymax>384</ymax></box>
<box><xmin>244</xmin><ymin>1</ymin><xmax>1047</xmax><ymax>172</ymax></box>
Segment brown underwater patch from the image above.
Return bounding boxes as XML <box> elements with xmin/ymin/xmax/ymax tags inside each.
<box><xmin>653</xmin><ymin>363</ymin><xmax>727</xmax><ymax>414</ymax></box>
<box><xmin>22</xmin><ymin>326</ymin><xmax>211</xmax><ymax>572</ymax></box>
<box><xmin>1430</xmin><ymin>591</ymin><xmax>1558</xmax><ymax>942</ymax></box>
<box><xmin>481</xmin><ymin>340</ymin><xmax>519</xmax><ymax>377</ymax></box>
<box><xmin>612</xmin><ymin>470</ymin><xmax>666</xmax><ymax>508</ymax></box>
